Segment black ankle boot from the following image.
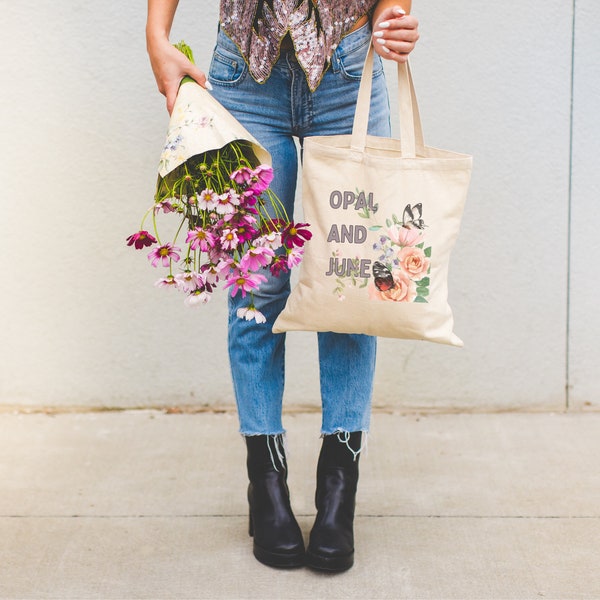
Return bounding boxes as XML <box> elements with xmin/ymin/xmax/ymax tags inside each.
<box><xmin>305</xmin><ymin>431</ymin><xmax>362</xmax><ymax>572</ymax></box>
<box><xmin>245</xmin><ymin>434</ymin><xmax>305</xmax><ymax>568</ymax></box>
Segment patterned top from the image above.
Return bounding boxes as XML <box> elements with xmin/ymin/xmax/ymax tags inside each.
<box><xmin>220</xmin><ymin>0</ymin><xmax>378</xmax><ymax>91</ymax></box>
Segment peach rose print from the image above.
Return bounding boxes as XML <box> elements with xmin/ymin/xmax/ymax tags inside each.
<box><xmin>368</xmin><ymin>269</ymin><xmax>417</xmax><ymax>303</ymax></box>
<box><xmin>397</xmin><ymin>246</ymin><xmax>430</xmax><ymax>280</ymax></box>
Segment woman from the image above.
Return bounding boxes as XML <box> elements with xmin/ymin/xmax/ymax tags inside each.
<box><xmin>147</xmin><ymin>0</ymin><xmax>419</xmax><ymax>572</ymax></box>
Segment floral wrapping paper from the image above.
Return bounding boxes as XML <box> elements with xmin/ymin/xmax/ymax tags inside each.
<box><xmin>158</xmin><ymin>80</ymin><xmax>270</xmax><ymax>179</ymax></box>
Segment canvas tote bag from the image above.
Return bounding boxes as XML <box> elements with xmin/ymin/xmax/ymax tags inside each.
<box><xmin>273</xmin><ymin>47</ymin><xmax>472</xmax><ymax>346</ymax></box>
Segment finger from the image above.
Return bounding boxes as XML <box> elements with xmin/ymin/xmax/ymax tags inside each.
<box><xmin>374</xmin><ymin>36</ymin><xmax>418</xmax><ymax>55</ymax></box>
<box><xmin>376</xmin><ymin>14</ymin><xmax>419</xmax><ymax>32</ymax></box>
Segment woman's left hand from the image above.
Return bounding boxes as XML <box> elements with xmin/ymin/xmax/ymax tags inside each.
<box><xmin>372</xmin><ymin>6</ymin><xmax>419</xmax><ymax>63</ymax></box>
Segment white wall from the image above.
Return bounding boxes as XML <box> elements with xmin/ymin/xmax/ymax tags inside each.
<box><xmin>0</xmin><ymin>1</ymin><xmax>597</xmax><ymax>412</ymax></box>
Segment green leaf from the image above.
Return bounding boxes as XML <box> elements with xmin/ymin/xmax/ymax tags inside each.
<box><xmin>416</xmin><ymin>287</ymin><xmax>430</xmax><ymax>296</ymax></box>
<box><xmin>424</xmin><ymin>246</ymin><xmax>432</xmax><ymax>257</ymax></box>
<box><xmin>386</xmin><ymin>218</ymin><xmax>392</xmax><ymax>227</ymax></box>
<box><xmin>414</xmin><ymin>296</ymin><xmax>428</xmax><ymax>303</ymax></box>
<box><xmin>416</xmin><ymin>277</ymin><xmax>430</xmax><ymax>286</ymax></box>
<box><xmin>369</xmin><ymin>225</ymin><xmax>382</xmax><ymax>231</ymax></box>
<box><xmin>416</xmin><ymin>242</ymin><xmax>424</xmax><ymax>249</ymax></box>
<box><xmin>174</xmin><ymin>41</ymin><xmax>195</xmax><ymax>64</ymax></box>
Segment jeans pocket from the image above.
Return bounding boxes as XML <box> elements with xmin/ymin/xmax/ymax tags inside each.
<box><xmin>208</xmin><ymin>34</ymin><xmax>247</xmax><ymax>86</ymax></box>
<box><xmin>336</xmin><ymin>25</ymin><xmax>384</xmax><ymax>81</ymax></box>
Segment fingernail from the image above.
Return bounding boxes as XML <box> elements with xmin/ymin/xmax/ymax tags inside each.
<box><xmin>376</xmin><ymin>38</ymin><xmax>387</xmax><ymax>46</ymax></box>
<box><xmin>205</xmin><ymin>81</ymin><xmax>213</xmax><ymax>91</ymax></box>
<box><xmin>394</xmin><ymin>7</ymin><xmax>406</xmax><ymax>15</ymax></box>
<box><xmin>379</xmin><ymin>21</ymin><xmax>390</xmax><ymax>28</ymax></box>
<box><xmin>373</xmin><ymin>31</ymin><xmax>384</xmax><ymax>38</ymax></box>
<box><xmin>381</xmin><ymin>45</ymin><xmax>391</xmax><ymax>54</ymax></box>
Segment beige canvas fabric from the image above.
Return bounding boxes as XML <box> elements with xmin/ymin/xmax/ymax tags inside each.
<box><xmin>273</xmin><ymin>48</ymin><xmax>472</xmax><ymax>346</ymax></box>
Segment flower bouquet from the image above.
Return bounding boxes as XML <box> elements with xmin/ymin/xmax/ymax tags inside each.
<box><xmin>127</xmin><ymin>42</ymin><xmax>310</xmax><ymax>322</ymax></box>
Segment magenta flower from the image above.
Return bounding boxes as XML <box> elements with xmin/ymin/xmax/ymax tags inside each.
<box><xmin>126</xmin><ymin>230</ymin><xmax>157</xmax><ymax>250</ymax></box>
<box><xmin>269</xmin><ymin>255</ymin><xmax>290</xmax><ymax>277</ymax></box>
<box><xmin>147</xmin><ymin>242</ymin><xmax>181</xmax><ymax>267</ymax></box>
<box><xmin>232</xmin><ymin>223</ymin><xmax>257</xmax><ymax>244</ymax></box>
<box><xmin>239</xmin><ymin>246</ymin><xmax>275</xmax><ymax>271</ymax></box>
<box><xmin>186</xmin><ymin>227</ymin><xmax>217</xmax><ymax>252</ymax></box>
<box><xmin>282</xmin><ymin>222</ymin><xmax>312</xmax><ymax>249</ymax></box>
<box><xmin>223</xmin><ymin>270</ymin><xmax>267</xmax><ymax>298</ymax></box>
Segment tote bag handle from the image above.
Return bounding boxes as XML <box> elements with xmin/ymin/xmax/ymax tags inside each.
<box><xmin>351</xmin><ymin>45</ymin><xmax>425</xmax><ymax>158</ymax></box>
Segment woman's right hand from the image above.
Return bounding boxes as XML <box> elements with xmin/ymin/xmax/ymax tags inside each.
<box><xmin>147</xmin><ymin>37</ymin><xmax>209</xmax><ymax>114</ymax></box>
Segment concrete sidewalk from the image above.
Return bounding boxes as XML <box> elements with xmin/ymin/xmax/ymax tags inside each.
<box><xmin>1</xmin><ymin>410</ymin><xmax>599</xmax><ymax>599</ymax></box>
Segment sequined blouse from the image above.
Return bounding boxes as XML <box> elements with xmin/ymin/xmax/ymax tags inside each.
<box><xmin>220</xmin><ymin>0</ymin><xmax>378</xmax><ymax>91</ymax></box>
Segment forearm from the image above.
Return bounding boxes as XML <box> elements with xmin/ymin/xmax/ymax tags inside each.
<box><xmin>146</xmin><ymin>0</ymin><xmax>180</xmax><ymax>47</ymax></box>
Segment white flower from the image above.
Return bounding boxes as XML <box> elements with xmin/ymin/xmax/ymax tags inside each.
<box><xmin>236</xmin><ymin>306</ymin><xmax>267</xmax><ymax>323</ymax></box>
<box><xmin>255</xmin><ymin>232</ymin><xmax>282</xmax><ymax>249</ymax></box>
<box><xmin>185</xmin><ymin>291</ymin><xmax>211</xmax><ymax>307</ymax></box>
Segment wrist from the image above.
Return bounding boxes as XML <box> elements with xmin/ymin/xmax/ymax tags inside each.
<box><xmin>146</xmin><ymin>29</ymin><xmax>171</xmax><ymax>55</ymax></box>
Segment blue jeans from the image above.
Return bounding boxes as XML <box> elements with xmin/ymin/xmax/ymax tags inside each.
<box><xmin>209</xmin><ymin>24</ymin><xmax>391</xmax><ymax>436</ymax></box>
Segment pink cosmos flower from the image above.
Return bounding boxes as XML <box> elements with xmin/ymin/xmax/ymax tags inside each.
<box><xmin>200</xmin><ymin>264</ymin><xmax>220</xmax><ymax>285</ymax></box>
<box><xmin>154</xmin><ymin>275</ymin><xmax>178</xmax><ymax>288</ymax></box>
<box><xmin>282</xmin><ymin>222</ymin><xmax>312</xmax><ymax>249</ymax></box>
<box><xmin>286</xmin><ymin>246</ymin><xmax>304</xmax><ymax>269</ymax></box>
<box><xmin>389</xmin><ymin>225</ymin><xmax>422</xmax><ymax>247</ymax></box>
<box><xmin>185</xmin><ymin>227</ymin><xmax>217</xmax><ymax>252</ymax></box>
<box><xmin>247</xmin><ymin>164</ymin><xmax>274</xmax><ymax>194</ymax></box>
<box><xmin>147</xmin><ymin>242</ymin><xmax>181</xmax><ymax>267</ymax></box>
<box><xmin>230</xmin><ymin>166</ymin><xmax>253</xmax><ymax>185</ymax></box>
<box><xmin>236</xmin><ymin>306</ymin><xmax>267</xmax><ymax>323</ymax></box>
<box><xmin>154</xmin><ymin>199</ymin><xmax>176</xmax><ymax>214</ymax></box>
<box><xmin>197</xmin><ymin>189</ymin><xmax>218</xmax><ymax>210</ymax></box>
<box><xmin>220</xmin><ymin>228</ymin><xmax>239</xmax><ymax>250</ymax></box>
<box><xmin>239</xmin><ymin>246</ymin><xmax>275</xmax><ymax>271</ymax></box>
<box><xmin>174</xmin><ymin>271</ymin><xmax>204</xmax><ymax>292</ymax></box>
<box><xmin>223</xmin><ymin>270</ymin><xmax>267</xmax><ymax>298</ymax></box>
<box><xmin>223</xmin><ymin>209</ymin><xmax>257</xmax><ymax>227</ymax></box>
<box><xmin>215</xmin><ymin>257</ymin><xmax>235</xmax><ymax>277</ymax></box>
<box><xmin>126</xmin><ymin>230</ymin><xmax>157</xmax><ymax>250</ymax></box>
<box><xmin>397</xmin><ymin>246</ymin><xmax>430</xmax><ymax>280</ymax></box>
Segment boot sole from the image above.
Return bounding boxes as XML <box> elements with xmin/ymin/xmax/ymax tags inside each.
<box><xmin>305</xmin><ymin>549</ymin><xmax>354</xmax><ymax>572</ymax></box>
<box><xmin>253</xmin><ymin>542</ymin><xmax>305</xmax><ymax>569</ymax></box>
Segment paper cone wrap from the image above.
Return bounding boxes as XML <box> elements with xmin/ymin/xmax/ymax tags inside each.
<box><xmin>158</xmin><ymin>81</ymin><xmax>270</xmax><ymax>178</ymax></box>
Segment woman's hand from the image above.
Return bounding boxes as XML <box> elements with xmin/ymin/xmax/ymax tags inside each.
<box><xmin>372</xmin><ymin>5</ymin><xmax>419</xmax><ymax>63</ymax></box>
<box><xmin>147</xmin><ymin>36</ymin><xmax>210</xmax><ymax>114</ymax></box>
